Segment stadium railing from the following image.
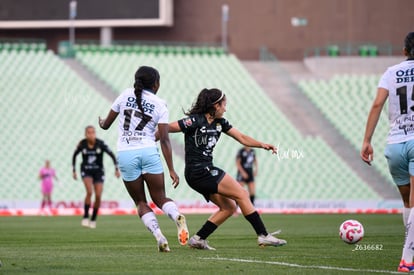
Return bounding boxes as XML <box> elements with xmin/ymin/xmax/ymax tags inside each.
<box><xmin>0</xmin><ymin>38</ymin><xmax>47</xmax><ymax>53</ymax></box>
<box><xmin>58</xmin><ymin>40</ymin><xmax>226</xmax><ymax>58</ymax></box>
<box><xmin>303</xmin><ymin>42</ymin><xmax>396</xmax><ymax>58</ymax></box>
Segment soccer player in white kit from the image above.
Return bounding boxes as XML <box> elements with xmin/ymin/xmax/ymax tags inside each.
<box><xmin>99</xmin><ymin>66</ymin><xmax>188</xmax><ymax>252</ymax></box>
<box><xmin>361</xmin><ymin>32</ymin><xmax>414</xmax><ymax>272</ymax></box>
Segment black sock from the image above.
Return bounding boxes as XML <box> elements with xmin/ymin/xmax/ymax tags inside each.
<box><xmin>91</xmin><ymin>208</ymin><xmax>98</xmax><ymax>221</ymax></box>
<box><xmin>83</xmin><ymin>204</ymin><xmax>90</xmax><ymax>218</ymax></box>
<box><xmin>244</xmin><ymin>211</ymin><xmax>267</xmax><ymax>236</ymax></box>
<box><xmin>250</xmin><ymin>195</ymin><xmax>255</xmax><ymax>205</ymax></box>
<box><xmin>196</xmin><ymin>220</ymin><xmax>218</xmax><ymax>240</ymax></box>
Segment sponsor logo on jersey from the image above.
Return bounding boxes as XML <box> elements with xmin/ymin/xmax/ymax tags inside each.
<box><xmin>184</xmin><ymin>118</ymin><xmax>192</xmax><ymax>127</ymax></box>
<box><xmin>399</xmin><ymin>124</ymin><xmax>414</xmax><ymax>135</ymax></box>
<box><xmin>216</xmin><ymin>123</ymin><xmax>222</xmax><ymax>132</ymax></box>
<box><xmin>396</xmin><ymin>67</ymin><xmax>414</xmax><ymax>83</ymax></box>
<box><xmin>210</xmin><ymin>169</ymin><xmax>219</xmax><ymax>177</ymax></box>
<box><xmin>126</xmin><ymin>97</ymin><xmax>155</xmax><ymax>114</ymax></box>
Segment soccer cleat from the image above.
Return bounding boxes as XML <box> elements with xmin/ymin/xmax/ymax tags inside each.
<box><xmin>158</xmin><ymin>237</ymin><xmax>170</xmax><ymax>252</ymax></box>
<box><xmin>398</xmin><ymin>259</ymin><xmax>414</xmax><ymax>272</ymax></box>
<box><xmin>258</xmin><ymin>230</ymin><xmax>287</xmax><ymax>247</ymax></box>
<box><xmin>81</xmin><ymin>218</ymin><xmax>89</xmax><ymax>227</ymax></box>
<box><xmin>89</xmin><ymin>221</ymin><xmax>96</xmax><ymax>229</ymax></box>
<box><xmin>188</xmin><ymin>235</ymin><xmax>216</xmax><ymax>250</ymax></box>
<box><xmin>175</xmin><ymin>214</ymin><xmax>189</xmax><ymax>246</ymax></box>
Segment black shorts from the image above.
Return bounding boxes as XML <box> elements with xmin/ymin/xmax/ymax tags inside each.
<box><xmin>236</xmin><ymin>168</ymin><xmax>254</xmax><ymax>183</ymax></box>
<box><xmin>185</xmin><ymin>164</ymin><xmax>225</xmax><ymax>202</ymax></box>
<box><xmin>81</xmin><ymin>168</ymin><xmax>105</xmax><ymax>184</ymax></box>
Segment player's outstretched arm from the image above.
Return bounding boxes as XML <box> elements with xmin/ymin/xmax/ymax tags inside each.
<box><xmin>226</xmin><ymin>127</ymin><xmax>277</xmax><ymax>154</ymax></box>
<box><xmin>155</xmin><ymin>121</ymin><xmax>181</xmax><ymax>141</ymax></box>
<box><xmin>168</xmin><ymin>121</ymin><xmax>182</xmax><ymax>133</ymax></box>
<box><xmin>99</xmin><ymin>110</ymin><xmax>119</xmax><ymax>130</ymax></box>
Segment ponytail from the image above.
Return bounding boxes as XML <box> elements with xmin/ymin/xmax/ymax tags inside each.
<box><xmin>133</xmin><ymin>66</ymin><xmax>160</xmax><ymax>121</ymax></box>
<box><xmin>133</xmin><ymin>78</ymin><xmax>145</xmax><ymax>116</ymax></box>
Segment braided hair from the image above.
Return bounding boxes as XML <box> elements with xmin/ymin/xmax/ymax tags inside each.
<box><xmin>185</xmin><ymin>88</ymin><xmax>225</xmax><ymax>117</ymax></box>
<box><xmin>405</xmin><ymin>32</ymin><xmax>414</xmax><ymax>58</ymax></box>
<box><xmin>133</xmin><ymin>66</ymin><xmax>160</xmax><ymax>116</ymax></box>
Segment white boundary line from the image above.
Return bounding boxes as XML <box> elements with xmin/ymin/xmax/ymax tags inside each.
<box><xmin>200</xmin><ymin>257</ymin><xmax>400</xmax><ymax>274</ymax></box>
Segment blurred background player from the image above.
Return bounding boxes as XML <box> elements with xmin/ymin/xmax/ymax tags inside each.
<box><xmin>72</xmin><ymin>125</ymin><xmax>120</xmax><ymax>229</ymax></box>
<box><xmin>167</xmin><ymin>88</ymin><xmax>286</xmax><ymax>250</ymax></box>
<box><xmin>361</xmin><ymin>31</ymin><xmax>414</xmax><ymax>273</ymax></box>
<box><xmin>38</xmin><ymin>159</ymin><xmax>58</xmax><ymax>215</ymax></box>
<box><xmin>99</xmin><ymin>65</ymin><xmax>188</xmax><ymax>252</ymax></box>
<box><xmin>236</xmin><ymin>146</ymin><xmax>258</xmax><ymax>205</ymax></box>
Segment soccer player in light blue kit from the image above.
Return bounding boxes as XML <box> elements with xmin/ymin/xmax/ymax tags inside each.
<box><xmin>361</xmin><ymin>32</ymin><xmax>414</xmax><ymax>272</ymax></box>
<box><xmin>99</xmin><ymin>66</ymin><xmax>188</xmax><ymax>252</ymax></box>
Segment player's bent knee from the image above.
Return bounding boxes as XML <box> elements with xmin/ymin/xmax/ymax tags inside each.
<box><xmin>236</xmin><ymin>189</ymin><xmax>250</xmax><ymax>201</ymax></box>
<box><xmin>229</xmin><ymin>204</ymin><xmax>237</xmax><ymax>214</ymax></box>
<box><xmin>222</xmin><ymin>207</ymin><xmax>235</xmax><ymax>218</ymax></box>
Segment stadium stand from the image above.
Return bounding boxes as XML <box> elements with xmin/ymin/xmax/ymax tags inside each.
<box><xmin>297</xmin><ymin>74</ymin><xmax>393</xmax><ymax>185</ymax></box>
<box><xmin>0</xmin><ymin>50</ymin><xmax>125</xmax><ymax>206</ymax></box>
<box><xmin>0</xmin><ymin>44</ymin><xmax>201</xmax><ymax>208</ymax></box>
<box><xmin>75</xmin><ymin>45</ymin><xmax>381</xmax><ymax>200</ymax></box>
<box><xmin>0</xmin><ymin>42</ymin><xmax>386</xmax><ymax>212</ymax></box>
<box><xmin>0</xmin><ymin>48</ymin><xmax>119</xmax><ymax>203</ymax></box>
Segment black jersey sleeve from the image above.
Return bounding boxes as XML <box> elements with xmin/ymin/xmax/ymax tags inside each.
<box><xmin>99</xmin><ymin>139</ymin><xmax>118</xmax><ymax>167</ymax></box>
<box><xmin>177</xmin><ymin>115</ymin><xmax>198</xmax><ymax>134</ymax></box>
<box><xmin>72</xmin><ymin>140</ymin><xmax>83</xmax><ymax>172</ymax></box>
<box><xmin>220</xmin><ymin>118</ymin><xmax>232</xmax><ymax>132</ymax></box>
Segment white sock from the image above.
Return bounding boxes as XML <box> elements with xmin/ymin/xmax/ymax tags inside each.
<box><xmin>141</xmin><ymin>212</ymin><xmax>163</xmax><ymax>241</ymax></box>
<box><xmin>161</xmin><ymin>201</ymin><xmax>180</xmax><ymax>221</ymax></box>
<box><xmin>402</xmin><ymin>209</ymin><xmax>414</xmax><ymax>262</ymax></box>
<box><xmin>404</xmin><ymin>208</ymin><xmax>411</xmax><ymax>227</ymax></box>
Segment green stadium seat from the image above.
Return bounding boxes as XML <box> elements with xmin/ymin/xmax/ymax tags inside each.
<box><xmin>359</xmin><ymin>45</ymin><xmax>369</xmax><ymax>57</ymax></box>
<box><xmin>327</xmin><ymin>45</ymin><xmax>340</xmax><ymax>56</ymax></box>
<box><xmin>368</xmin><ymin>45</ymin><xmax>379</xmax><ymax>56</ymax></box>
<box><xmin>359</xmin><ymin>45</ymin><xmax>378</xmax><ymax>57</ymax></box>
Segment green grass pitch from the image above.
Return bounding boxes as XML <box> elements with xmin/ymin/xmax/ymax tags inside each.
<box><xmin>0</xmin><ymin>214</ymin><xmax>403</xmax><ymax>274</ymax></box>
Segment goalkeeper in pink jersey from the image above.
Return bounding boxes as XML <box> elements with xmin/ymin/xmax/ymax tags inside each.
<box><xmin>39</xmin><ymin>160</ymin><xmax>58</xmax><ymax>215</ymax></box>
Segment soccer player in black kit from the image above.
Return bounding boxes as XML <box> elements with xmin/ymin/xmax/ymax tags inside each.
<box><xmin>167</xmin><ymin>88</ymin><xmax>287</xmax><ymax>250</ymax></box>
<box><xmin>236</xmin><ymin>146</ymin><xmax>257</xmax><ymax>205</ymax></box>
<box><xmin>72</xmin><ymin>125</ymin><xmax>120</xmax><ymax>228</ymax></box>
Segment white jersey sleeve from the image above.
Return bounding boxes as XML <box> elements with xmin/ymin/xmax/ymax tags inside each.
<box><xmin>158</xmin><ymin>102</ymin><xmax>169</xmax><ymax>124</ymax></box>
<box><xmin>112</xmin><ymin>88</ymin><xmax>169</xmax><ymax>151</ymax></box>
<box><xmin>381</xmin><ymin>60</ymin><xmax>414</xmax><ymax>144</ymax></box>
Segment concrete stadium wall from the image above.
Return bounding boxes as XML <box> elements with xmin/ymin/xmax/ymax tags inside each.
<box><xmin>0</xmin><ymin>0</ymin><xmax>413</xmax><ymax>60</ymax></box>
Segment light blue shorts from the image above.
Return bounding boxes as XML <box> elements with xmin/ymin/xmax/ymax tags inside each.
<box><xmin>384</xmin><ymin>140</ymin><xmax>414</xmax><ymax>186</ymax></box>
<box><xmin>117</xmin><ymin>147</ymin><xmax>164</xmax><ymax>181</ymax></box>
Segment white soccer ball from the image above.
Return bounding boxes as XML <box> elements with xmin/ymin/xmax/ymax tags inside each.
<box><xmin>339</xmin><ymin>219</ymin><xmax>364</xmax><ymax>244</ymax></box>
